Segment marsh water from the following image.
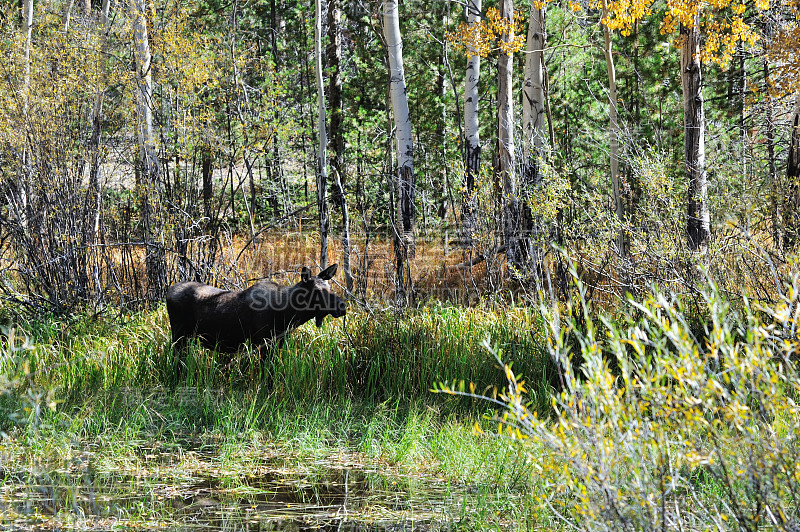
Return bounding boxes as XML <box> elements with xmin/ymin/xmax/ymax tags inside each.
<box><xmin>1</xmin><ymin>438</ymin><xmax>495</xmax><ymax>531</ymax></box>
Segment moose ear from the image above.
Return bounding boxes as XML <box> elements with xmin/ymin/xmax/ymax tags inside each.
<box><xmin>301</xmin><ymin>266</ymin><xmax>312</xmax><ymax>283</ymax></box>
<box><xmin>319</xmin><ymin>263</ymin><xmax>338</xmax><ymax>280</ymax></box>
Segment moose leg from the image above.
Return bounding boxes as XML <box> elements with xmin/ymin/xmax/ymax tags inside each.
<box><xmin>166</xmin><ymin>311</ymin><xmax>194</xmax><ymax>383</ymax></box>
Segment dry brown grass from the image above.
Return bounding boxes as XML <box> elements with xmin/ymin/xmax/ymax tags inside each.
<box><xmin>227</xmin><ymin>228</ymin><xmax>501</xmax><ymax>303</ymax></box>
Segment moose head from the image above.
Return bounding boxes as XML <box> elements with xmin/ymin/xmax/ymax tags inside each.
<box><xmin>295</xmin><ymin>263</ymin><xmax>347</xmax><ymax>327</ymax></box>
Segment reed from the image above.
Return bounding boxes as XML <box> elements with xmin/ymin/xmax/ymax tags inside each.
<box><xmin>1</xmin><ymin>303</ymin><xmax>554</xmax><ymax>420</ymax></box>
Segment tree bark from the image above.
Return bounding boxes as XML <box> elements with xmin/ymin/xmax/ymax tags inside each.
<box><xmin>786</xmin><ymin>93</ymin><xmax>800</xmax><ymax>248</ymax></box>
<box><xmin>201</xmin><ymin>146</ymin><xmax>214</xmax><ymax>221</ymax></box>
<box><xmin>680</xmin><ymin>18</ymin><xmax>710</xmax><ymax>252</ymax></box>
<box><xmin>498</xmin><ymin>0</ymin><xmax>520</xmax><ymax>271</ymax></box>
<box><xmin>88</xmin><ymin>0</ymin><xmax>111</xmax><ymax>242</ymax></box>
<box><xmin>601</xmin><ymin>1</ymin><xmax>625</xmax><ymax>256</ymax></box>
<box><xmin>383</xmin><ymin>0</ymin><xmax>415</xmax><ymax>302</ymax></box>
<box><xmin>522</xmin><ymin>6</ymin><xmax>545</xmax><ymax>184</ymax></box>
<box><xmin>327</xmin><ymin>0</ymin><xmax>353</xmax><ymax>293</ymax></box>
<box><xmin>63</xmin><ymin>0</ymin><xmax>75</xmax><ymax>31</ymax></box>
<box><xmin>20</xmin><ymin>0</ymin><xmax>33</xmax><ymax>228</ymax></box>
<box><xmin>522</xmin><ymin>4</ymin><xmax>546</xmax><ymax>270</ymax></box>
<box><xmin>462</xmin><ymin>0</ymin><xmax>481</xmax><ymax>246</ymax></box>
<box><xmin>763</xmin><ymin>59</ymin><xmax>780</xmax><ymax>248</ymax></box>
<box><xmin>131</xmin><ymin>0</ymin><xmax>166</xmax><ymax>301</ymax></box>
<box><xmin>22</xmin><ymin>0</ymin><xmax>32</xmax><ymax>103</ymax></box>
<box><xmin>435</xmin><ymin>2</ymin><xmax>449</xmax><ymax>221</ymax></box>
<box><xmin>315</xmin><ymin>0</ymin><xmax>329</xmax><ymax>269</ymax></box>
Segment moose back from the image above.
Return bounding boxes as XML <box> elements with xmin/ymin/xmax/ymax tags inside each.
<box><xmin>166</xmin><ymin>264</ymin><xmax>346</xmax><ymax>353</ymax></box>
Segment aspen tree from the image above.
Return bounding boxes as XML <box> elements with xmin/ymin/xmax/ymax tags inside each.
<box><xmin>383</xmin><ymin>0</ymin><xmax>415</xmax><ymax>302</ymax></box>
<box><xmin>768</xmin><ymin>0</ymin><xmax>800</xmax><ymax>246</ymax></box>
<box><xmin>131</xmin><ymin>0</ymin><xmax>165</xmax><ymax>301</ymax></box>
<box><xmin>462</xmin><ymin>0</ymin><xmax>482</xmax><ymax>246</ymax></box>
<box><xmin>570</xmin><ymin>0</ymin><xmax>653</xmax><ymax>256</ymax></box>
<box><xmin>522</xmin><ymin>1</ymin><xmax>549</xmax><ymax>271</ymax></box>
<box><xmin>327</xmin><ymin>0</ymin><xmax>353</xmax><ymax>293</ymax></box>
<box><xmin>89</xmin><ymin>0</ymin><xmax>112</xmax><ymax>241</ymax></box>
<box><xmin>661</xmin><ymin>0</ymin><xmax>767</xmax><ymax>250</ymax></box>
<box><xmin>449</xmin><ymin>6</ymin><xmax>524</xmax><ymax>264</ymax></box>
<box><xmin>497</xmin><ymin>0</ymin><xmax>521</xmax><ymax>270</ymax></box>
<box><xmin>787</xmin><ymin>93</ymin><xmax>800</xmax><ymax>245</ymax></box>
<box><xmin>315</xmin><ymin>0</ymin><xmax>329</xmax><ymax>269</ymax></box>
<box><xmin>20</xmin><ymin>0</ymin><xmax>33</xmax><ymax>229</ymax></box>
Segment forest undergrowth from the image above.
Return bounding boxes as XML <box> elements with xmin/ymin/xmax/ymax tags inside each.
<box><xmin>2</xmin><ymin>261</ymin><xmax>800</xmax><ymax>529</ymax></box>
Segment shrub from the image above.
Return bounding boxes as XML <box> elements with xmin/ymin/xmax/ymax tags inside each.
<box><xmin>447</xmin><ymin>275</ymin><xmax>800</xmax><ymax>529</ymax></box>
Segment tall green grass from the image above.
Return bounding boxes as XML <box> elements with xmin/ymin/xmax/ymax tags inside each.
<box><xmin>0</xmin><ymin>303</ymin><xmax>554</xmax><ymax>431</ymax></box>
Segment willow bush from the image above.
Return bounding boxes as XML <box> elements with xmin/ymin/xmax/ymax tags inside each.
<box><xmin>465</xmin><ymin>272</ymin><xmax>800</xmax><ymax>529</ymax></box>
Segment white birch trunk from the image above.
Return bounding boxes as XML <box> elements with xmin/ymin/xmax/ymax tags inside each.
<box><xmin>131</xmin><ymin>0</ymin><xmax>165</xmax><ymax>300</ymax></box>
<box><xmin>522</xmin><ymin>5</ymin><xmax>545</xmax><ymax>180</ymax></box>
<box><xmin>63</xmin><ymin>0</ymin><xmax>75</xmax><ymax>31</ymax></box>
<box><xmin>89</xmin><ymin>0</ymin><xmax>111</xmax><ymax>240</ymax></box>
<box><xmin>498</xmin><ymin>0</ymin><xmax>520</xmax><ymax>269</ymax></box>
<box><xmin>131</xmin><ymin>0</ymin><xmax>158</xmax><ymax>182</ymax></box>
<box><xmin>680</xmin><ymin>18</ymin><xmax>710</xmax><ymax>251</ymax></box>
<box><xmin>601</xmin><ymin>1</ymin><xmax>624</xmax><ymax>256</ymax></box>
<box><xmin>20</xmin><ymin>0</ymin><xmax>34</xmax><ymax>229</ymax></box>
<box><xmin>521</xmin><ymin>4</ymin><xmax>546</xmax><ymax>271</ymax></box>
<box><xmin>383</xmin><ymin>0</ymin><xmax>415</xmax><ymax>255</ymax></box>
<box><xmin>315</xmin><ymin>0</ymin><xmax>329</xmax><ymax>269</ymax></box>
<box><xmin>22</xmin><ymin>0</ymin><xmax>33</xmax><ymax>114</ymax></box>
<box><xmin>462</xmin><ymin>0</ymin><xmax>481</xmax><ymax>246</ymax></box>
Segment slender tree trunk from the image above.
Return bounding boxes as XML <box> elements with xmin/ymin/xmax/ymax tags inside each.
<box><xmin>462</xmin><ymin>0</ymin><xmax>481</xmax><ymax>246</ymax></box>
<box><xmin>132</xmin><ymin>0</ymin><xmax>158</xmax><ymax>190</ymax></box>
<box><xmin>522</xmin><ymin>4</ymin><xmax>546</xmax><ymax>271</ymax></box>
<box><xmin>435</xmin><ymin>2</ymin><xmax>449</xmax><ymax>221</ymax></box>
<box><xmin>20</xmin><ymin>0</ymin><xmax>33</xmax><ymax>229</ymax></box>
<box><xmin>498</xmin><ymin>0</ymin><xmax>520</xmax><ymax>270</ymax></box>
<box><xmin>315</xmin><ymin>0</ymin><xmax>329</xmax><ymax>269</ymax></box>
<box><xmin>763</xmin><ymin>59</ymin><xmax>780</xmax><ymax>248</ymax></box>
<box><xmin>131</xmin><ymin>0</ymin><xmax>165</xmax><ymax>301</ymax></box>
<box><xmin>327</xmin><ymin>0</ymin><xmax>353</xmax><ymax>293</ymax></box>
<box><xmin>22</xmin><ymin>0</ymin><xmax>32</xmax><ymax>101</ymax></box>
<box><xmin>522</xmin><ymin>6</ymin><xmax>545</xmax><ymax>183</ymax></box>
<box><xmin>202</xmin><ymin>146</ymin><xmax>213</xmax><ymax>221</ymax></box>
<box><xmin>299</xmin><ymin>6</ymin><xmax>312</xmax><ymax>204</ymax></box>
<box><xmin>786</xmin><ymin>94</ymin><xmax>800</xmax><ymax>248</ymax></box>
<box><xmin>63</xmin><ymin>0</ymin><xmax>75</xmax><ymax>31</ymax></box>
<box><xmin>601</xmin><ymin>3</ymin><xmax>625</xmax><ymax>256</ymax></box>
<box><xmin>383</xmin><ymin>0</ymin><xmax>415</xmax><ymax>302</ymax></box>
<box><xmin>88</xmin><ymin>0</ymin><xmax>111</xmax><ymax>242</ymax></box>
<box><xmin>739</xmin><ymin>45</ymin><xmax>747</xmax><ymax>187</ymax></box>
<box><xmin>681</xmin><ymin>18</ymin><xmax>710</xmax><ymax>251</ymax></box>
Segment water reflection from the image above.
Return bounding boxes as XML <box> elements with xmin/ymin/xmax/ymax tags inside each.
<box><xmin>0</xmin><ymin>442</ymin><xmax>474</xmax><ymax>531</ymax></box>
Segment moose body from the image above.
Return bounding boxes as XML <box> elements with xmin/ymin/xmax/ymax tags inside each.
<box><xmin>166</xmin><ymin>264</ymin><xmax>346</xmax><ymax>353</ymax></box>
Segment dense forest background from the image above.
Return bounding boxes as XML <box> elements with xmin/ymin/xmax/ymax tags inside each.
<box><xmin>0</xmin><ymin>0</ymin><xmax>798</xmax><ymax>314</ymax></box>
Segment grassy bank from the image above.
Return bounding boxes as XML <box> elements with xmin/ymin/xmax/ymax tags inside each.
<box><xmin>0</xmin><ymin>304</ymin><xmax>552</xmax><ymax>530</ymax></box>
<box><xmin>6</xmin><ymin>278</ymin><xmax>800</xmax><ymax>530</ymax></box>
<box><xmin>1</xmin><ymin>304</ymin><xmax>553</xmax><ymax>420</ymax></box>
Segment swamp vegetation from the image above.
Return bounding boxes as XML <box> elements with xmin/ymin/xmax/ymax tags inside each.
<box><xmin>0</xmin><ymin>306</ymin><xmax>549</xmax><ymax>530</ymax></box>
<box><xmin>3</xmin><ymin>275</ymin><xmax>800</xmax><ymax>530</ymax></box>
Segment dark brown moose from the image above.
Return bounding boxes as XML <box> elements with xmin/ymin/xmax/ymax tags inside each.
<box><xmin>166</xmin><ymin>264</ymin><xmax>346</xmax><ymax>354</ymax></box>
